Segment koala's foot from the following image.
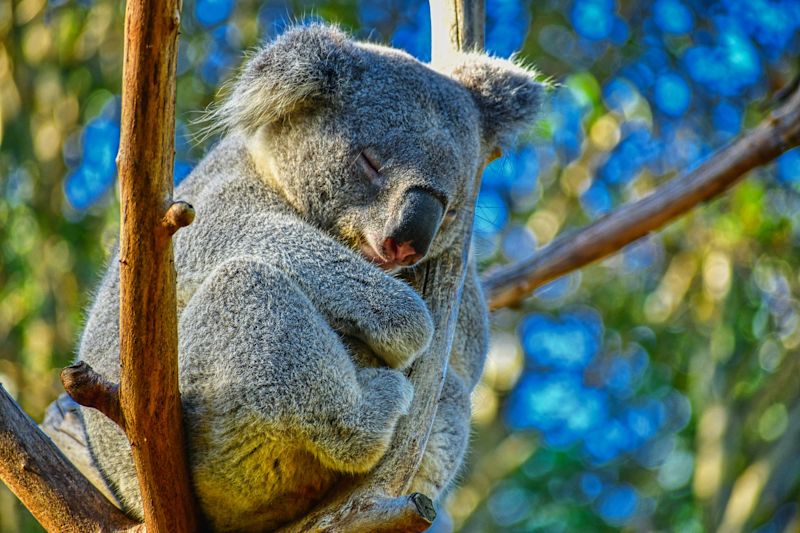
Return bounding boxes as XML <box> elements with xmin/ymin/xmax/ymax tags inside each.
<box><xmin>308</xmin><ymin>367</ymin><xmax>413</xmax><ymax>474</ymax></box>
<box><xmin>356</xmin><ymin>367</ymin><xmax>414</xmax><ymax>430</ymax></box>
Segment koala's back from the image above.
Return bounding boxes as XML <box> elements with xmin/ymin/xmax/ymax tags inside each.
<box><xmin>79</xmin><ymin>136</ymin><xmax>290</xmax><ymax>380</ymax></box>
<box><xmin>80</xmin><ymin>138</ymin><xmax>351</xmax><ymax>529</ymax></box>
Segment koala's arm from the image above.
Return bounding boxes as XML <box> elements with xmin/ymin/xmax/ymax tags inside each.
<box><xmin>214</xmin><ymin>212</ymin><xmax>435</xmax><ymax>369</ymax></box>
<box><xmin>409</xmin><ymin>258</ymin><xmax>488</xmax><ymax>498</ymax></box>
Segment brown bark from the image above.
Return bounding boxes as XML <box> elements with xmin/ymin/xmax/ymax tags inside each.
<box><xmin>0</xmin><ymin>385</ymin><xmax>143</xmax><ymax>533</ymax></box>
<box><xmin>109</xmin><ymin>0</ymin><xmax>201</xmax><ymax>529</ymax></box>
<box><xmin>3</xmin><ymin>0</ymin><xmax>199</xmax><ymax>528</ymax></box>
<box><xmin>483</xmin><ymin>81</ymin><xmax>800</xmax><ymax>309</ymax></box>
<box><xmin>61</xmin><ymin>362</ymin><xmax>124</xmax><ymax>431</ymax></box>
<box><xmin>279</xmin><ymin>2</ymin><xmax>485</xmax><ymax>531</ymax></box>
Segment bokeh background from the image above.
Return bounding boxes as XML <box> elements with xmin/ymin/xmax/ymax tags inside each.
<box><xmin>1</xmin><ymin>0</ymin><xmax>800</xmax><ymax>531</ymax></box>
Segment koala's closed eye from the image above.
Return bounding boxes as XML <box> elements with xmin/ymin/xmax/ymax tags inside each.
<box><xmin>357</xmin><ymin>148</ymin><xmax>382</xmax><ymax>182</ymax></box>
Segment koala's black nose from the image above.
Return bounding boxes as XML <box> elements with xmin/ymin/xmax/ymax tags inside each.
<box><xmin>383</xmin><ymin>187</ymin><xmax>445</xmax><ymax>265</ymax></box>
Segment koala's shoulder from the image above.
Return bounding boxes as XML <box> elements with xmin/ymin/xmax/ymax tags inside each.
<box><xmin>176</xmin><ymin>135</ymin><xmax>257</xmax><ymax>201</ymax></box>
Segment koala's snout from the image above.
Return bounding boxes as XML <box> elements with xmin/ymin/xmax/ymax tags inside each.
<box><xmin>382</xmin><ymin>187</ymin><xmax>445</xmax><ymax>266</ymax></box>
<box><xmin>382</xmin><ymin>237</ymin><xmax>418</xmax><ymax>265</ymax></box>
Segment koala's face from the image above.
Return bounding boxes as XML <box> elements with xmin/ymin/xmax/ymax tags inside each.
<box><xmin>215</xmin><ymin>25</ymin><xmax>545</xmax><ymax>270</ymax></box>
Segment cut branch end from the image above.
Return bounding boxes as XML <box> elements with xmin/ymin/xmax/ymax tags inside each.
<box><xmin>344</xmin><ymin>493</ymin><xmax>437</xmax><ymax>533</ymax></box>
<box><xmin>280</xmin><ymin>492</ymin><xmax>436</xmax><ymax>533</ymax></box>
<box><xmin>162</xmin><ymin>200</ymin><xmax>195</xmax><ymax>235</ymax></box>
<box><xmin>61</xmin><ymin>362</ymin><xmax>125</xmax><ymax>431</ymax></box>
<box><xmin>409</xmin><ymin>492</ymin><xmax>437</xmax><ymax>522</ymax></box>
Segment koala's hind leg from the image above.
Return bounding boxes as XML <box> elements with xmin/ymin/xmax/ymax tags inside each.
<box><xmin>178</xmin><ymin>257</ymin><xmax>413</xmax><ymax>514</ymax></box>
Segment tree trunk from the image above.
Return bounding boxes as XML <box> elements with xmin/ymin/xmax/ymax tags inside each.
<box><xmin>61</xmin><ymin>0</ymin><xmax>201</xmax><ymax>530</ymax></box>
<box><xmin>3</xmin><ymin>1</ymin><xmax>800</xmax><ymax>532</ymax></box>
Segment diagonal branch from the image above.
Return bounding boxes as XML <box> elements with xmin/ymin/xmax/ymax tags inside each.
<box><xmin>0</xmin><ymin>385</ymin><xmax>143</xmax><ymax>533</ymax></box>
<box><xmin>483</xmin><ymin>82</ymin><xmax>800</xmax><ymax>309</ymax></box>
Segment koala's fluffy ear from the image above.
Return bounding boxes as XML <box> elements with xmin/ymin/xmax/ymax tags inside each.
<box><xmin>208</xmin><ymin>24</ymin><xmax>356</xmax><ymax>134</ymax></box>
<box><xmin>449</xmin><ymin>53</ymin><xmax>547</xmax><ymax>147</ymax></box>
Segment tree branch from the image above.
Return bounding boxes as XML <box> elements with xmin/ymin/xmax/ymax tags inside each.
<box><xmin>5</xmin><ymin>2</ymin><xmax>798</xmax><ymax>531</ymax></box>
<box><xmin>4</xmin><ymin>0</ymin><xmax>201</xmax><ymax>527</ymax></box>
<box><xmin>483</xmin><ymin>81</ymin><xmax>800</xmax><ymax>309</ymax></box>
<box><xmin>61</xmin><ymin>362</ymin><xmax>124</xmax><ymax>432</ymax></box>
<box><xmin>91</xmin><ymin>0</ymin><xmax>200</xmax><ymax>530</ymax></box>
<box><xmin>281</xmin><ymin>481</ymin><xmax>437</xmax><ymax>533</ymax></box>
<box><xmin>370</xmin><ymin>0</ymin><xmax>487</xmax><ymax>493</ymax></box>
<box><xmin>0</xmin><ymin>385</ymin><xmax>143</xmax><ymax>533</ymax></box>
<box><xmin>161</xmin><ymin>201</ymin><xmax>196</xmax><ymax>237</ymax></box>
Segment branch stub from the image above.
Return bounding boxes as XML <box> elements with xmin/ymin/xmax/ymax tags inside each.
<box><xmin>61</xmin><ymin>362</ymin><xmax>125</xmax><ymax>432</ymax></box>
<box><xmin>162</xmin><ymin>200</ymin><xmax>195</xmax><ymax>236</ymax></box>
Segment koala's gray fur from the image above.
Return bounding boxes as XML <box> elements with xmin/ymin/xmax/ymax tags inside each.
<box><xmin>78</xmin><ymin>24</ymin><xmax>544</xmax><ymax>532</ymax></box>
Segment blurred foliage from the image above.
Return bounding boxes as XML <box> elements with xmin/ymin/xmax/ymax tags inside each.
<box><xmin>1</xmin><ymin>0</ymin><xmax>799</xmax><ymax>531</ymax></box>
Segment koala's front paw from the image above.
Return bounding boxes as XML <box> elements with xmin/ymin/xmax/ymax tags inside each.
<box><xmin>364</xmin><ymin>288</ymin><xmax>434</xmax><ymax>369</ymax></box>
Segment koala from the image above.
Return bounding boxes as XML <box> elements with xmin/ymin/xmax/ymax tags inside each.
<box><xmin>77</xmin><ymin>24</ymin><xmax>544</xmax><ymax>532</ymax></box>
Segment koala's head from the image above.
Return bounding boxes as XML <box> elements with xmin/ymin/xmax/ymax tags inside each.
<box><xmin>212</xmin><ymin>24</ymin><xmax>545</xmax><ymax>270</ymax></box>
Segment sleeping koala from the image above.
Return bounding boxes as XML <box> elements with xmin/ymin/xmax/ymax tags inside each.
<box><xmin>77</xmin><ymin>24</ymin><xmax>544</xmax><ymax>531</ymax></box>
